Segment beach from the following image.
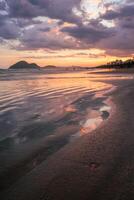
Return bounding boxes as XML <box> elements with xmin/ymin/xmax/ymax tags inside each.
<box><xmin>1</xmin><ymin>72</ymin><xmax>134</xmax><ymax>200</ymax></box>
<box><xmin>0</xmin><ymin>0</ymin><xmax>134</xmax><ymax>198</ymax></box>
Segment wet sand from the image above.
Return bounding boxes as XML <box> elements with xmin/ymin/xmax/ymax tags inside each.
<box><xmin>2</xmin><ymin>78</ymin><xmax>134</xmax><ymax>200</ymax></box>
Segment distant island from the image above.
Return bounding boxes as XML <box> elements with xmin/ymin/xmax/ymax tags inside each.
<box><xmin>8</xmin><ymin>61</ymin><xmax>91</xmax><ymax>71</ymax></box>
<box><xmin>9</xmin><ymin>61</ymin><xmax>40</xmax><ymax>70</ymax></box>
<box><xmin>43</xmin><ymin>65</ymin><xmax>90</xmax><ymax>71</ymax></box>
<box><xmin>43</xmin><ymin>65</ymin><xmax>57</xmax><ymax>69</ymax></box>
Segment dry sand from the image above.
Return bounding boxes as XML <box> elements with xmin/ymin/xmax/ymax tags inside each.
<box><xmin>2</xmin><ymin>78</ymin><xmax>134</xmax><ymax>200</ymax></box>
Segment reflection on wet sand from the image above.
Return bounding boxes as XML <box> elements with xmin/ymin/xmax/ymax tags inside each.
<box><xmin>78</xmin><ymin>103</ymin><xmax>111</xmax><ymax>136</ymax></box>
<box><xmin>80</xmin><ymin>117</ymin><xmax>103</xmax><ymax>135</ymax></box>
<box><xmin>0</xmin><ymin>71</ymin><xmax>131</xmax><ymax>192</ymax></box>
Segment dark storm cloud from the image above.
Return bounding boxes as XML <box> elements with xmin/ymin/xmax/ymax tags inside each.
<box><xmin>97</xmin><ymin>0</ymin><xmax>134</xmax><ymax>56</ymax></box>
<box><xmin>0</xmin><ymin>16</ymin><xmax>20</xmax><ymax>39</ymax></box>
<box><xmin>102</xmin><ymin>4</ymin><xmax>134</xmax><ymax>20</ymax></box>
<box><xmin>101</xmin><ymin>10</ymin><xmax>120</xmax><ymax>20</ymax></box>
<box><xmin>6</xmin><ymin>0</ymin><xmax>82</xmax><ymax>24</ymax></box>
<box><xmin>0</xmin><ymin>0</ymin><xmax>6</xmax><ymax>10</ymax></box>
<box><xmin>7</xmin><ymin>0</ymin><xmax>42</xmax><ymax>18</ymax></box>
<box><xmin>61</xmin><ymin>19</ymin><xmax>116</xmax><ymax>43</ymax></box>
<box><xmin>0</xmin><ymin>14</ymin><xmax>7</xmax><ymax>25</ymax></box>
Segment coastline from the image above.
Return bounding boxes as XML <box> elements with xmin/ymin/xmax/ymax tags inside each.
<box><xmin>2</xmin><ymin>77</ymin><xmax>134</xmax><ymax>200</ymax></box>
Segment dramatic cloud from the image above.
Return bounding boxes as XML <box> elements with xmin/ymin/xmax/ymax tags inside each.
<box><xmin>0</xmin><ymin>0</ymin><xmax>6</xmax><ymax>10</ymax></box>
<box><xmin>0</xmin><ymin>19</ymin><xmax>20</xmax><ymax>39</ymax></box>
<box><xmin>61</xmin><ymin>19</ymin><xmax>115</xmax><ymax>43</ymax></box>
<box><xmin>98</xmin><ymin>0</ymin><xmax>134</xmax><ymax>56</ymax></box>
<box><xmin>7</xmin><ymin>0</ymin><xmax>82</xmax><ymax>24</ymax></box>
<box><xmin>102</xmin><ymin>4</ymin><xmax>134</xmax><ymax>20</ymax></box>
<box><xmin>17</xmin><ymin>25</ymin><xmax>87</xmax><ymax>50</ymax></box>
<box><xmin>0</xmin><ymin>0</ymin><xmax>133</xmax><ymax>59</ymax></box>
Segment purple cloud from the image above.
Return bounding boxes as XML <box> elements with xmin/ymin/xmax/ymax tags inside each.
<box><xmin>0</xmin><ymin>20</ymin><xmax>20</xmax><ymax>39</ymax></box>
<box><xmin>0</xmin><ymin>0</ymin><xmax>133</xmax><ymax>58</ymax></box>
<box><xmin>102</xmin><ymin>2</ymin><xmax>134</xmax><ymax>20</ymax></box>
<box><xmin>61</xmin><ymin>19</ymin><xmax>115</xmax><ymax>43</ymax></box>
<box><xmin>7</xmin><ymin>0</ymin><xmax>82</xmax><ymax>24</ymax></box>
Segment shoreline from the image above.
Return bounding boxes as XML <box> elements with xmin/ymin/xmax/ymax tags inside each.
<box><xmin>2</xmin><ymin>78</ymin><xmax>134</xmax><ymax>200</ymax></box>
<box><xmin>0</xmin><ymin>79</ymin><xmax>113</xmax><ymax>192</ymax></box>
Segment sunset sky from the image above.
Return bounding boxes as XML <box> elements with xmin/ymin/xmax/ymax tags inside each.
<box><xmin>0</xmin><ymin>0</ymin><xmax>134</xmax><ymax>68</ymax></box>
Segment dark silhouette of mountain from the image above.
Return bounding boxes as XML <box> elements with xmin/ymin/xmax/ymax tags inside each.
<box><xmin>9</xmin><ymin>61</ymin><xmax>40</xmax><ymax>70</ymax></box>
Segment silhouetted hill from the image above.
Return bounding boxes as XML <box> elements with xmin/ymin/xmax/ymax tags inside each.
<box><xmin>9</xmin><ymin>61</ymin><xmax>40</xmax><ymax>70</ymax></box>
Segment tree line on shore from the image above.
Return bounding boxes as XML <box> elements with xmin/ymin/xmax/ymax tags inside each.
<box><xmin>98</xmin><ymin>58</ymin><xmax>134</xmax><ymax>69</ymax></box>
